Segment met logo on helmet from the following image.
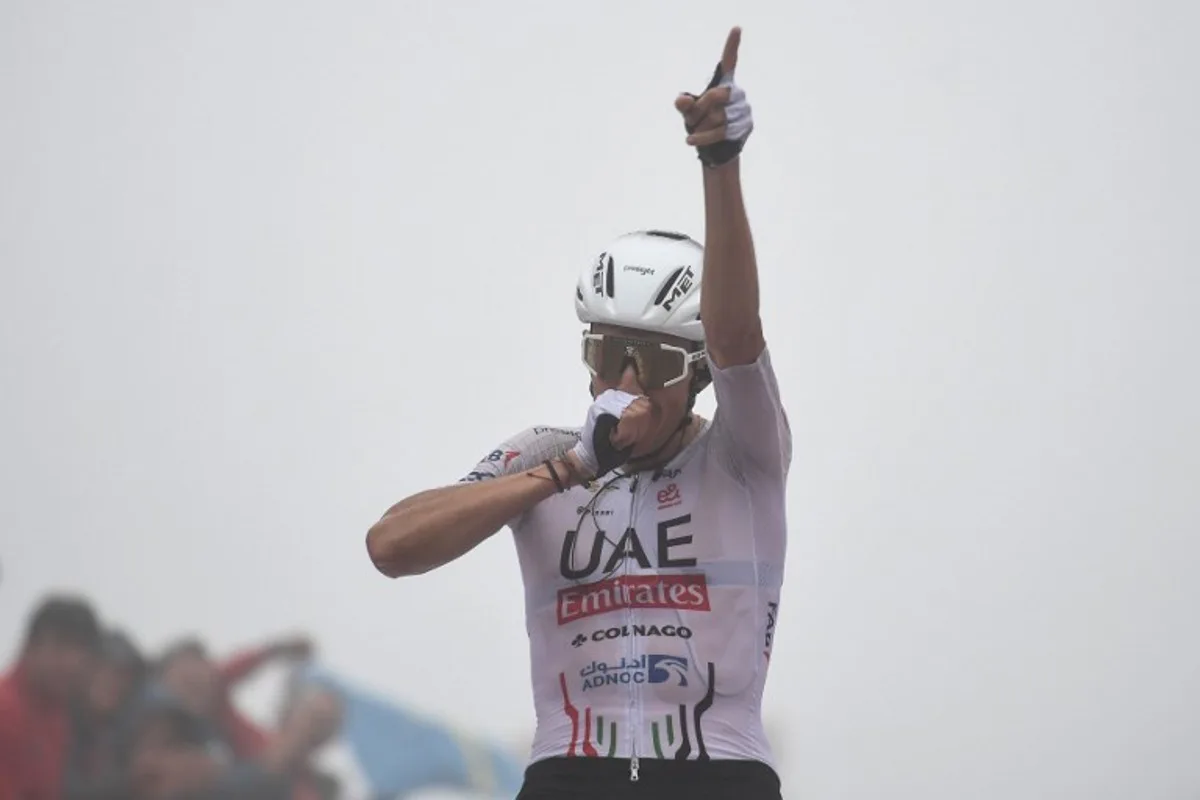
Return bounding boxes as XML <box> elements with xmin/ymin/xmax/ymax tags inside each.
<box><xmin>658</xmin><ymin>266</ymin><xmax>696</xmax><ymax>312</ymax></box>
<box><xmin>591</xmin><ymin>253</ymin><xmax>613</xmax><ymax>297</ymax></box>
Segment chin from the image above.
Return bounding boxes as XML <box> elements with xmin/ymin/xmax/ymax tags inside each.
<box><xmin>629</xmin><ymin>432</ymin><xmax>672</xmax><ymax>460</ymax></box>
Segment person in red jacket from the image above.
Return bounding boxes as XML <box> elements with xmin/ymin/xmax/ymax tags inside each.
<box><xmin>0</xmin><ymin>594</ymin><xmax>102</xmax><ymax>800</ymax></box>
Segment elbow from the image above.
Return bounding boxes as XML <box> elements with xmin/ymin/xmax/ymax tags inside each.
<box><xmin>366</xmin><ymin>516</ymin><xmax>425</xmax><ymax>579</ymax></box>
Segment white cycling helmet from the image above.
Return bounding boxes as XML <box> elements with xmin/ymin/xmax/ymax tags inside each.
<box><xmin>575</xmin><ymin>230</ymin><xmax>705</xmax><ymax>342</ymax></box>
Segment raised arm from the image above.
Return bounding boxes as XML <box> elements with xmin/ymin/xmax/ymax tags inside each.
<box><xmin>676</xmin><ymin>27</ymin><xmax>765</xmax><ymax>369</ymax></box>
<box><xmin>699</xmin><ymin>160</ymin><xmax>763</xmax><ymax>368</ymax></box>
<box><xmin>675</xmin><ymin>28</ymin><xmax>791</xmax><ymax>481</ymax></box>
<box><xmin>219</xmin><ymin>636</ymin><xmax>313</xmax><ymax>687</ymax></box>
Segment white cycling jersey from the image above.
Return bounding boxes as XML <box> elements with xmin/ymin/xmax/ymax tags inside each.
<box><xmin>458</xmin><ymin>347</ymin><xmax>791</xmax><ymax>773</ymax></box>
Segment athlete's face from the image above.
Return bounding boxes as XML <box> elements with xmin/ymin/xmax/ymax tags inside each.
<box><xmin>588</xmin><ymin>324</ymin><xmax>697</xmax><ymax>459</ymax></box>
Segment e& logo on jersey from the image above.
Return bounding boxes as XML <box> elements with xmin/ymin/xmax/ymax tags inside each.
<box><xmin>570</xmin><ymin>623</ymin><xmax>693</xmax><ymax>648</ymax></box>
<box><xmin>657</xmin><ymin>483</ymin><xmax>683</xmax><ymax>510</ymax></box>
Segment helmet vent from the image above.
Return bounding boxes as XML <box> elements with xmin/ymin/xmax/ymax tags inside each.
<box><xmin>653</xmin><ymin>265</ymin><xmax>696</xmax><ymax>311</ymax></box>
<box><xmin>654</xmin><ymin>267</ymin><xmax>684</xmax><ymax>305</ymax></box>
<box><xmin>591</xmin><ymin>252</ymin><xmax>616</xmax><ymax>298</ymax></box>
<box><xmin>645</xmin><ymin>230</ymin><xmax>690</xmax><ymax>241</ymax></box>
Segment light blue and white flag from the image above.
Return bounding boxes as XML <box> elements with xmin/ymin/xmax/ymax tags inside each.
<box><xmin>294</xmin><ymin>664</ymin><xmax>526</xmax><ymax>800</ymax></box>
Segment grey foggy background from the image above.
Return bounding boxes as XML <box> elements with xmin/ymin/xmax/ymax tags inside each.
<box><xmin>2</xmin><ymin>0</ymin><xmax>1198</xmax><ymax>798</ymax></box>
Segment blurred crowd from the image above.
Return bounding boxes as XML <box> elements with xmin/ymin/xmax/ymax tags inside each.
<box><xmin>1</xmin><ymin>593</ymin><xmax>345</xmax><ymax>800</ymax></box>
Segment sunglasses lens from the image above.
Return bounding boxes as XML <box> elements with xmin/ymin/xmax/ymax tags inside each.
<box><xmin>583</xmin><ymin>336</ymin><xmax>688</xmax><ymax>390</ymax></box>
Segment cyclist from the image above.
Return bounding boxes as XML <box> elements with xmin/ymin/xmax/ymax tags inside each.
<box><xmin>367</xmin><ymin>27</ymin><xmax>790</xmax><ymax>800</ymax></box>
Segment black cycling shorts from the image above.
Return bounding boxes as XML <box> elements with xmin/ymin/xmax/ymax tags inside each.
<box><xmin>516</xmin><ymin>755</ymin><xmax>783</xmax><ymax>800</ymax></box>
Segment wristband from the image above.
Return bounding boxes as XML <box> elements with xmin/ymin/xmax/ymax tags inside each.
<box><xmin>543</xmin><ymin>459</ymin><xmax>566</xmax><ymax>493</ymax></box>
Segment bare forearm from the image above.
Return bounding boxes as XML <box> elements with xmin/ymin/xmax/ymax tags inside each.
<box><xmin>261</xmin><ymin>689</ymin><xmax>343</xmax><ymax>776</ymax></box>
<box><xmin>701</xmin><ymin>158</ymin><xmax>765</xmax><ymax>367</ymax></box>
<box><xmin>367</xmin><ymin>460</ymin><xmax>575</xmax><ymax>577</ymax></box>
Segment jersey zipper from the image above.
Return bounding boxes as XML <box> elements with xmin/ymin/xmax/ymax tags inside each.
<box><xmin>626</xmin><ymin>473</ymin><xmax>642</xmax><ymax>781</ymax></box>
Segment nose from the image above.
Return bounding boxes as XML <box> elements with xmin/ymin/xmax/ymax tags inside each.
<box><xmin>617</xmin><ymin>362</ymin><xmax>645</xmax><ymax>395</ymax></box>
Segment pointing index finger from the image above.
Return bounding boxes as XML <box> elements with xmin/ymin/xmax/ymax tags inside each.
<box><xmin>721</xmin><ymin>26</ymin><xmax>742</xmax><ymax>76</ymax></box>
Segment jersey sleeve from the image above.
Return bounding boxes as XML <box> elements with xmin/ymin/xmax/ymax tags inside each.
<box><xmin>708</xmin><ymin>344</ymin><xmax>792</xmax><ymax>482</ymax></box>
<box><xmin>456</xmin><ymin>425</ymin><xmax>582</xmax><ymax>484</ymax></box>
<box><xmin>456</xmin><ymin>425</ymin><xmax>582</xmax><ymax>528</ymax></box>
